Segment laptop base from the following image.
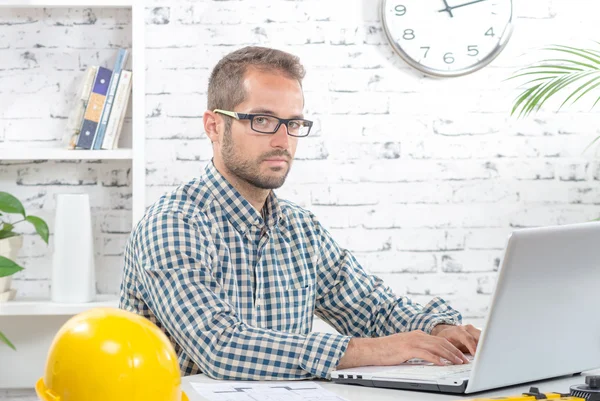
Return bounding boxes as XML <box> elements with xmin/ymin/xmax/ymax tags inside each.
<box><xmin>332</xmin><ymin>377</ymin><xmax>469</xmax><ymax>394</ymax></box>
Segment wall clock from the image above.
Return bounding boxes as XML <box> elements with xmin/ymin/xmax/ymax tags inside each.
<box><xmin>381</xmin><ymin>0</ymin><xmax>513</xmax><ymax>77</ymax></box>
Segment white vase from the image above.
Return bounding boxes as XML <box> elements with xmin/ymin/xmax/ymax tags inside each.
<box><xmin>0</xmin><ymin>235</ymin><xmax>23</xmax><ymax>301</ymax></box>
<box><xmin>51</xmin><ymin>194</ymin><xmax>95</xmax><ymax>303</ymax></box>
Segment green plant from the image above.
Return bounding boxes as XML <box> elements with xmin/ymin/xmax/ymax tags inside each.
<box><xmin>510</xmin><ymin>44</ymin><xmax>600</xmax><ymax>151</ymax></box>
<box><xmin>510</xmin><ymin>44</ymin><xmax>600</xmax><ymax>222</ymax></box>
<box><xmin>0</xmin><ymin>191</ymin><xmax>49</xmax><ymax>350</ymax></box>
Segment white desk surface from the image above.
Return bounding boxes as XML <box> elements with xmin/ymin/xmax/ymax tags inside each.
<box><xmin>182</xmin><ymin>369</ymin><xmax>600</xmax><ymax>401</ymax></box>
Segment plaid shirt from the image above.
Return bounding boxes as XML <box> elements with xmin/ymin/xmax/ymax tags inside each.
<box><xmin>119</xmin><ymin>161</ymin><xmax>462</xmax><ymax>380</ymax></box>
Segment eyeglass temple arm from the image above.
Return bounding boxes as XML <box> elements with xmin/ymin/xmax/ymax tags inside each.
<box><xmin>213</xmin><ymin>109</ymin><xmax>240</xmax><ymax>120</ymax></box>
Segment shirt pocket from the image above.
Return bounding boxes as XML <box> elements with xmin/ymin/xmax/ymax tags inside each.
<box><xmin>261</xmin><ymin>284</ymin><xmax>315</xmax><ymax>334</ymax></box>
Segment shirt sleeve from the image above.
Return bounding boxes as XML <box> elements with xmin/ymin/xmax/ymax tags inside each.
<box><xmin>131</xmin><ymin>211</ymin><xmax>351</xmax><ymax>380</ymax></box>
<box><xmin>312</xmin><ymin>216</ymin><xmax>462</xmax><ymax>337</ymax></box>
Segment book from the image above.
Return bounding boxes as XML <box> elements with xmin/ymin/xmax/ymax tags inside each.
<box><xmin>92</xmin><ymin>48</ymin><xmax>129</xmax><ymax>150</ymax></box>
<box><xmin>76</xmin><ymin>66</ymin><xmax>112</xmax><ymax>149</ymax></box>
<box><xmin>102</xmin><ymin>70</ymin><xmax>132</xmax><ymax>150</ymax></box>
<box><xmin>64</xmin><ymin>65</ymin><xmax>97</xmax><ymax>149</ymax></box>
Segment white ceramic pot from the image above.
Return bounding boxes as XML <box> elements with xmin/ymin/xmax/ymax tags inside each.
<box><xmin>0</xmin><ymin>235</ymin><xmax>23</xmax><ymax>297</ymax></box>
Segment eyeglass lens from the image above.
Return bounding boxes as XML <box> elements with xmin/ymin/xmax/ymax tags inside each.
<box><xmin>251</xmin><ymin>115</ymin><xmax>310</xmax><ymax>136</ymax></box>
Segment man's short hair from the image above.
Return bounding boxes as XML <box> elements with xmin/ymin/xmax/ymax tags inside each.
<box><xmin>207</xmin><ymin>46</ymin><xmax>306</xmax><ymax>113</ymax></box>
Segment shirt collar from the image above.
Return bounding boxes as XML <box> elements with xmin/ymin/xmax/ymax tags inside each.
<box><xmin>203</xmin><ymin>161</ymin><xmax>285</xmax><ymax>234</ymax></box>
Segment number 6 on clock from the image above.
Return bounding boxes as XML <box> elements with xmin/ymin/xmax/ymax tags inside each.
<box><xmin>381</xmin><ymin>0</ymin><xmax>513</xmax><ymax>77</ymax></box>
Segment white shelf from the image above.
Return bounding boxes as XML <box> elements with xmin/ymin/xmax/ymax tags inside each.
<box><xmin>0</xmin><ymin>2</ymin><xmax>146</xmax><ymax>390</ymax></box>
<box><xmin>0</xmin><ymin>0</ymin><xmax>132</xmax><ymax>7</ymax></box>
<box><xmin>0</xmin><ymin>294</ymin><xmax>118</xmax><ymax>316</ymax></box>
<box><xmin>0</xmin><ymin>147</ymin><xmax>133</xmax><ymax>161</ymax></box>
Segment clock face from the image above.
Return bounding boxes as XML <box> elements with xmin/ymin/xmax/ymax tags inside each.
<box><xmin>381</xmin><ymin>0</ymin><xmax>513</xmax><ymax>77</ymax></box>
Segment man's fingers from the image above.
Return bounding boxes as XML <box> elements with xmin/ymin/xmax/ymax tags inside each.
<box><xmin>411</xmin><ymin>349</ymin><xmax>446</xmax><ymax>366</ymax></box>
<box><xmin>458</xmin><ymin>331</ymin><xmax>477</xmax><ymax>356</ymax></box>
<box><xmin>398</xmin><ymin>327</ymin><xmax>482</xmax><ymax>367</ymax></box>
<box><xmin>465</xmin><ymin>325</ymin><xmax>481</xmax><ymax>342</ymax></box>
<box><xmin>441</xmin><ymin>337</ymin><xmax>471</xmax><ymax>363</ymax></box>
<box><xmin>462</xmin><ymin>325</ymin><xmax>481</xmax><ymax>354</ymax></box>
<box><xmin>425</xmin><ymin>338</ymin><xmax>467</xmax><ymax>365</ymax></box>
<box><xmin>439</xmin><ymin>326</ymin><xmax>479</xmax><ymax>357</ymax></box>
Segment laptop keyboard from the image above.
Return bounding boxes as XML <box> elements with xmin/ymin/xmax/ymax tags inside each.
<box><xmin>377</xmin><ymin>363</ymin><xmax>472</xmax><ymax>380</ymax></box>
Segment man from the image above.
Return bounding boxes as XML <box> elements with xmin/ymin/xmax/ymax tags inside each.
<box><xmin>120</xmin><ymin>46</ymin><xmax>481</xmax><ymax>381</ymax></box>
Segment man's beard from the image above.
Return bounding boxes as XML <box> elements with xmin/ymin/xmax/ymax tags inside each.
<box><xmin>221</xmin><ymin>129</ymin><xmax>291</xmax><ymax>190</ymax></box>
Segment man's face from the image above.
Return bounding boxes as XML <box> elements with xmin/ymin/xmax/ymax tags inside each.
<box><xmin>218</xmin><ymin>68</ymin><xmax>303</xmax><ymax>190</ymax></box>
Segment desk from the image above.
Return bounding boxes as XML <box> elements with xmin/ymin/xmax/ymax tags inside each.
<box><xmin>181</xmin><ymin>369</ymin><xmax>600</xmax><ymax>401</ymax></box>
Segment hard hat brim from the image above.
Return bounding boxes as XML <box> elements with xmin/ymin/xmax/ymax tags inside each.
<box><xmin>37</xmin><ymin>376</ymin><xmax>189</xmax><ymax>401</ymax></box>
<box><xmin>35</xmin><ymin>378</ymin><xmax>56</xmax><ymax>401</ymax></box>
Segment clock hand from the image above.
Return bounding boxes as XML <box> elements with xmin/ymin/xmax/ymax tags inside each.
<box><xmin>438</xmin><ymin>0</ymin><xmax>487</xmax><ymax>14</ymax></box>
<box><xmin>450</xmin><ymin>0</ymin><xmax>488</xmax><ymax>10</ymax></box>
<box><xmin>440</xmin><ymin>0</ymin><xmax>454</xmax><ymax>17</ymax></box>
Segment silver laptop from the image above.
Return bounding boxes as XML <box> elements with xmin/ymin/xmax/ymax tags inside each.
<box><xmin>331</xmin><ymin>221</ymin><xmax>600</xmax><ymax>394</ymax></box>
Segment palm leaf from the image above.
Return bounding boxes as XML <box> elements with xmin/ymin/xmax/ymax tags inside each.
<box><xmin>511</xmin><ymin>44</ymin><xmax>600</xmax><ymax>222</ymax></box>
<box><xmin>549</xmin><ymin>45</ymin><xmax>600</xmax><ymax>64</ymax></box>
<box><xmin>511</xmin><ymin>44</ymin><xmax>600</xmax><ymax>117</ymax></box>
<box><xmin>0</xmin><ymin>331</ymin><xmax>16</xmax><ymax>351</ymax></box>
<box><xmin>583</xmin><ymin>133</ymin><xmax>600</xmax><ymax>154</ymax></box>
<box><xmin>563</xmin><ymin>74</ymin><xmax>600</xmax><ymax>107</ymax></box>
<box><xmin>511</xmin><ymin>83</ymin><xmax>542</xmax><ymax>116</ymax></box>
<box><xmin>541</xmin><ymin>71</ymin><xmax>597</xmax><ymax>111</ymax></box>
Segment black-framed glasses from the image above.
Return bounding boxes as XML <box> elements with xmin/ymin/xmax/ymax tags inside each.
<box><xmin>214</xmin><ymin>109</ymin><xmax>313</xmax><ymax>137</ymax></box>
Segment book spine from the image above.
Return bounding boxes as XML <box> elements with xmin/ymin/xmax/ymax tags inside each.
<box><xmin>65</xmin><ymin>65</ymin><xmax>98</xmax><ymax>149</ymax></box>
<box><xmin>102</xmin><ymin>70</ymin><xmax>132</xmax><ymax>150</ymax></box>
<box><xmin>92</xmin><ymin>48</ymin><xmax>129</xmax><ymax>150</ymax></box>
<box><xmin>80</xmin><ymin>66</ymin><xmax>98</xmax><ymax>102</ymax></box>
<box><xmin>76</xmin><ymin>66</ymin><xmax>112</xmax><ymax>149</ymax></box>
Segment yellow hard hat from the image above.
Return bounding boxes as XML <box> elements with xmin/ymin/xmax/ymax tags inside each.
<box><xmin>36</xmin><ymin>307</ymin><xmax>189</xmax><ymax>401</ymax></box>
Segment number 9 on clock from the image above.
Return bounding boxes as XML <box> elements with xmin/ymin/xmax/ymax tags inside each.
<box><xmin>381</xmin><ymin>0</ymin><xmax>513</xmax><ymax>77</ymax></box>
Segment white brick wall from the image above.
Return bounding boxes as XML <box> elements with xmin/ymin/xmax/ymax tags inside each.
<box><xmin>0</xmin><ymin>7</ymin><xmax>132</xmax><ymax>303</ymax></box>
<box><xmin>142</xmin><ymin>0</ymin><xmax>600</xmax><ymax>330</ymax></box>
<box><xmin>1</xmin><ymin>0</ymin><xmax>600</xmax><ymax>396</ymax></box>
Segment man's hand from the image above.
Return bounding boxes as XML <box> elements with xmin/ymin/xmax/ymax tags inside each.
<box><xmin>431</xmin><ymin>324</ymin><xmax>481</xmax><ymax>356</ymax></box>
<box><xmin>336</xmin><ymin>330</ymin><xmax>471</xmax><ymax>370</ymax></box>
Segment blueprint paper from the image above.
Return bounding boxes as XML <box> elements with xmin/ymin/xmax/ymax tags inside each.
<box><xmin>189</xmin><ymin>381</ymin><xmax>350</xmax><ymax>401</ymax></box>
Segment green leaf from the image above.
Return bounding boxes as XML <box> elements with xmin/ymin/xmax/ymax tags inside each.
<box><xmin>0</xmin><ymin>331</ymin><xmax>16</xmax><ymax>351</ymax></box>
<box><xmin>537</xmin><ymin>56</ymin><xmax>595</xmax><ymax>70</ymax></box>
<box><xmin>509</xmin><ymin>70</ymin><xmax>569</xmax><ymax>80</ymax></box>
<box><xmin>0</xmin><ymin>192</ymin><xmax>25</xmax><ymax>218</ymax></box>
<box><xmin>509</xmin><ymin>44</ymin><xmax>600</xmax><ymax>117</ymax></box>
<box><xmin>533</xmin><ymin>59</ymin><xmax>585</xmax><ymax>70</ymax></box>
<box><xmin>586</xmin><ymin>48</ymin><xmax>600</xmax><ymax>58</ymax></box>
<box><xmin>511</xmin><ymin>71</ymin><xmax>584</xmax><ymax>117</ymax></box>
<box><xmin>592</xmin><ymin>94</ymin><xmax>600</xmax><ymax>109</ymax></box>
<box><xmin>0</xmin><ymin>231</ymin><xmax>19</xmax><ymax>241</ymax></box>
<box><xmin>0</xmin><ymin>256</ymin><xmax>24</xmax><ymax>278</ymax></box>
<box><xmin>520</xmin><ymin>62</ymin><xmax>584</xmax><ymax>71</ymax></box>
<box><xmin>0</xmin><ymin>223</ymin><xmax>14</xmax><ymax>232</ymax></box>
<box><xmin>540</xmin><ymin>72</ymin><xmax>595</xmax><ymax>111</ymax></box>
<box><xmin>539</xmin><ymin>72</ymin><xmax>594</xmax><ymax>113</ymax></box>
<box><xmin>26</xmin><ymin>215</ymin><xmax>49</xmax><ymax>244</ymax></box>
<box><xmin>583</xmin><ymin>135</ymin><xmax>600</xmax><ymax>154</ymax></box>
<box><xmin>547</xmin><ymin>45</ymin><xmax>600</xmax><ymax>66</ymax></box>
<box><xmin>563</xmin><ymin>74</ymin><xmax>600</xmax><ymax>107</ymax></box>
<box><xmin>0</xmin><ymin>222</ymin><xmax>19</xmax><ymax>241</ymax></box>
<box><xmin>521</xmin><ymin>75</ymin><xmax>565</xmax><ymax>116</ymax></box>
<box><xmin>511</xmin><ymin>84</ymin><xmax>542</xmax><ymax>117</ymax></box>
